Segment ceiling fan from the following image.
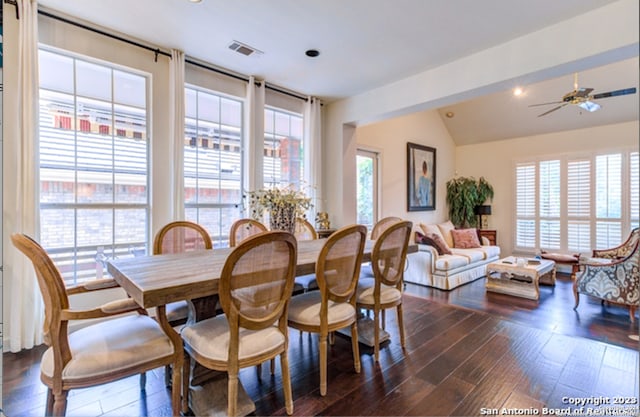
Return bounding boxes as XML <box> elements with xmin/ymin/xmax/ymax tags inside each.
<box><xmin>529</xmin><ymin>73</ymin><xmax>637</xmax><ymax>117</ymax></box>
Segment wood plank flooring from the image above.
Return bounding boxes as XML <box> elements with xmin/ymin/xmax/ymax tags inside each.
<box><xmin>2</xmin><ymin>274</ymin><xmax>639</xmax><ymax>416</ymax></box>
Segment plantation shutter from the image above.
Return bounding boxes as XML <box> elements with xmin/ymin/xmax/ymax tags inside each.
<box><xmin>567</xmin><ymin>158</ymin><xmax>591</xmax><ymax>252</ymax></box>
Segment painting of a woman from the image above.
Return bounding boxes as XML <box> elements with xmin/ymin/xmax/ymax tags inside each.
<box><xmin>407</xmin><ymin>143</ymin><xmax>436</xmax><ymax>211</ymax></box>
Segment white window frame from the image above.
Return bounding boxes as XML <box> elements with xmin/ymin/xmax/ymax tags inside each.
<box><xmin>38</xmin><ymin>47</ymin><xmax>151</xmax><ymax>286</ymax></box>
<box><xmin>513</xmin><ymin>148</ymin><xmax>638</xmax><ymax>254</ymax></box>
<box><xmin>184</xmin><ymin>85</ymin><xmax>245</xmax><ymax>247</ymax></box>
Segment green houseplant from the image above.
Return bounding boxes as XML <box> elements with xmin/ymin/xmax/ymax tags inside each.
<box><xmin>445</xmin><ymin>176</ymin><xmax>494</xmax><ymax>228</ymax></box>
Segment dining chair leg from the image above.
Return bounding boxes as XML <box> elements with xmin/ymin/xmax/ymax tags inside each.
<box><xmin>281</xmin><ymin>351</ymin><xmax>294</xmax><ymax>415</ymax></box>
<box><xmin>319</xmin><ymin>333</ymin><xmax>328</xmax><ymax>396</ymax></box>
<box><xmin>381</xmin><ymin>309</ymin><xmax>386</xmax><ymax>330</ymax></box>
<box><xmin>182</xmin><ymin>353</ymin><xmax>191</xmax><ymax>415</ymax></box>
<box><xmin>350</xmin><ymin>321</ymin><xmax>361</xmax><ymax>373</ymax></box>
<box><xmin>270</xmin><ymin>358</ymin><xmax>276</xmax><ymax>374</ymax></box>
<box><xmin>256</xmin><ymin>363</ymin><xmax>262</xmax><ymax>377</ymax></box>
<box><xmin>397</xmin><ymin>304</ymin><xmax>406</xmax><ymax>348</ymax></box>
<box><xmin>373</xmin><ymin>308</ymin><xmax>380</xmax><ymax>362</ymax></box>
<box><xmin>228</xmin><ymin>371</ymin><xmax>239</xmax><ymax>417</ymax></box>
<box><xmin>329</xmin><ymin>331</ymin><xmax>335</xmax><ymax>345</ymax></box>
<box><xmin>171</xmin><ymin>355</ymin><xmax>183</xmax><ymax>417</ymax></box>
<box><xmin>53</xmin><ymin>390</ymin><xmax>69</xmax><ymax>416</ymax></box>
<box><xmin>45</xmin><ymin>388</ymin><xmax>54</xmax><ymax>416</ymax></box>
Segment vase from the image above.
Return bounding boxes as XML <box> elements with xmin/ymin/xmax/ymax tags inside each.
<box><xmin>269</xmin><ymin>203</ymin><xmax>297</xmax><ymax>234</ymax></box>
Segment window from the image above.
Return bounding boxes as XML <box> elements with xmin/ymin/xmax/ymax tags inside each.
<box><xmin>39</xmin><ymin>49</ymin><xmax>149</xmax><ymax>285</ymax></box>
<box><xmin>184</xmin><ymin>87</ymin><xmax>244</xmax><ymax>247</ymax></box>
<box><xmin>514</xmin><ymin>150</ymin><xmax>637</xmax><ymax>253</ymax></box>
<box><xmin>356</xmin><ymin>149</ymin><xmax>379</xmax><ymax>231</ymax></box>
<box><xmin>264</xmin><ymin>107</ymin><xmax>304</xmax><ymax>189</ymax></box>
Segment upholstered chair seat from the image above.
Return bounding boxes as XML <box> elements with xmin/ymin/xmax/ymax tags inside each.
<box><xmin>182</xmin><ymin>316</ymin><xmax>285</xmax><ymax>362</ymax></box>
<box><xmin>356</xmin><ymin>278</ymin><xmax>402</xmax><ymax>305</ymax></box>
<box><xmin>41</xmin><ymin>314</ymin><xmax>174</xmax><ymax>380</ymax></box>
<box><xmin>287</xmin><ymin>291</ymin><xmax>357</xmax><ymax>326</ymax></box>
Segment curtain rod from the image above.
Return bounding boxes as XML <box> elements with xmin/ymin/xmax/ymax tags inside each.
<box><xmin>37</xmin><ymin>7</ymin><xmax>309</xmax><ymax>101</ymax></box>
<box><xmin>38</xmin><ymin>9</ymin><xmax>171</xmax><ymax>62</ymax></box>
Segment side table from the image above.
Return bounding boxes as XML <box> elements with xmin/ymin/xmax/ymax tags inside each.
<box><xmin>316</xmin><ymin>228</ymin><xmax>336</xmax><ymax>239</ymax></box>
<box><xmin>478</xmin><ymin>229</ymin><xmax>497</xmax><ymax>245</ymax></box>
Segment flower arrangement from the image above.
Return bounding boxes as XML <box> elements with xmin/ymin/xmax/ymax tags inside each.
<box><xmin>246</xmin><ymin>185</ymin><xmax>313</xmax><ymax>233</ymax></box>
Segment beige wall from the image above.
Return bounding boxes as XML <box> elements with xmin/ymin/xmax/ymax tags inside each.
<box><xmin>356</xmin><ymin>109</ymin><xmax>456</xmax><ymax>230</ymax></box>
<box><xmin>358</xmin><ymin>116</ymin><xmax>638</xmax><ymax>256</ymax></box>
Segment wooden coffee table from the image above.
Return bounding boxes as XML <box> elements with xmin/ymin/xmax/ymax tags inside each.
<box><xmin>485</xmin><ymin>257</ymin><xmax>556</xmax><ymax>300</ymax></box>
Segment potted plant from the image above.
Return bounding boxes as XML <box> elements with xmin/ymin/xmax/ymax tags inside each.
<box><xmin>445</xmin><ymin>176</ymin><xmax>494</xmax><ymax>228</ymax></box>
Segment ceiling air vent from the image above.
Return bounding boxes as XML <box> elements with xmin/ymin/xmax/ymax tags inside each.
<box><xmin>228</xmin><ymin>40</ymin><xmax>262</xmax><ymax>57</ymax></box>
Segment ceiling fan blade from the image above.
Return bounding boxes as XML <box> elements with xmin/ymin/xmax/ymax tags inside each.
<box><xmin>578</xmin><ymin>100</ymin><xmax>601</xmax><ymax>112</ymax></box>
<box><xmin>528</xmin><ymin>100</ymin><xmax>563</xmax><ymax>107</ymax></box>
<box><xmin>592</xmin><ymin>87</ymin><xmax>637</xmax><ymax>100</ymax></box>
<box><xmin>537</xmin><ymin>103</ymin><xmax>568</xmax><ymax>117</ymax></box>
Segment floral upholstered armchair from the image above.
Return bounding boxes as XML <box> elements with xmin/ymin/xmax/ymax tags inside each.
<box><xmin>573</xmin><ymin>228</ymin><xmax>639</xmax><ymax>322</ymax></box>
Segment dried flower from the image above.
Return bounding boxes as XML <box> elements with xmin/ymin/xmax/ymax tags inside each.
<box><xmin>246</xmin><ymin>185</ymin><xmax>313</xmax><ymax>221</ymax></box>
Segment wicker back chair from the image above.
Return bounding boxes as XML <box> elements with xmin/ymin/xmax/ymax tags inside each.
<box><xmin>229</xmin><ymin>218</ymin><xmax>268</xmax><ymax>247</ymax></box>
<box><xmin>294</xmin><ymin>217</ymin><xmax>318</xmax><ymax>240</ymax></box>
<box><xmin>370</xmin><ymin>216</ymin><xmax>402</xmax><ymax>240</ymax></box>
<box><xmin>287</xmin><ymin>224</ymin><xmax>367</xmax><ymax>396</ymax></box>
<box><xmin>181</xmin><ymin>231</ymin><xmax>297</xmax><ymax>416</ymax></box>
<box><xmin>11</xmin><ymin>233</ymin><xmax>182</xmax><ymax>416</ymax></box>
<box><xmin>357</xmin><ymin>220</ymin><xmax>412</xmax><ymax>361</ymax></box>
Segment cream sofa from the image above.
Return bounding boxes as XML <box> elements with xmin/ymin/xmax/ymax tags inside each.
<box><xmin>404</xmin><ymin>222</ymin><xmax>501</xmax><ymax>290</ymax></box>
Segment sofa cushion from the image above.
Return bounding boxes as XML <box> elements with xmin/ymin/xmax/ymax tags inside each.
<box><xmin>541</xmin><ymin>250</ymin><xmax>580</xmax><ymax>264</ymax></box>
<box><xmin>451</xmin><ymin>228</ymin><xmax>481</xmax><ymax>249</ymax></box>
<box><xmin>415</xmin><ymin>231</ymin><xmax>451</xmax><ymax>255</ymax></box>
<box><xmin>437</xmin><ymin>221</ymin><xmax>456</xmax><ymax>248</ymax></box>
<box><xmin>451</xmin><ymin>248</ymin><xmax>486</xmax><ymax>263</ymax></box>
<box><xmin>479</xmin><ymin>245</ymin><xmax>501</xmax><ymax>259</ymax></box>
<box><xmin>434</xmin><ymin>254</ymin><xmax>469</xmax><ymax>271</ymax></box>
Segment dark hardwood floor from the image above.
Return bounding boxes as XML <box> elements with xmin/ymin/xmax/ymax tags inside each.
<box><xmin>2</xmin><ymin>273</ymin><xmax>639</xmax><ymax>416</ymax></box>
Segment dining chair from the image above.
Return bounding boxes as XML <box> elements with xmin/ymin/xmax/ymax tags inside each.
<box><xmin>181</xmin><ymin>231</ymin><xmax>296</xmax><ymax>416</ymax></box>
<box><xmin>153</xmin><ymin>220</ymin><xmax>213</xmax><ymax>327</ymax></box>
<box><xmin>370</xmin><ymin>216</ymin><xmax>402</xmax><ymax>240</ymax></box>
<box><xmin>362</xmin><ymin>216</ymin><xmax>402</xmax><ymax>279</ymax></box>
<box><xmin>294</xmin><ymin>217</ymin><xmax>320</xmax><ymax>292</ymax></box>
<box><xmin>356</xmin><ymin>220</ymin><xmax>412</xmax><ymax>362</ymax></box>
<box><xmin>11</xmin><ymin>233</ymin><xmax>183</xmax><ymax>417</ymax></box>
<box><xmin>154</xmin><ymin>220</ymin><xmax>213</xmax><ymax>386</ymax></box>
<box><xmin>229</xmin><ymin>218</ymin><xmax>268</xmax><ymax>247</ymax></box>
<box><xmin>295</xmin><ymin>217</ymin><xmax>318</xmax><ymax>240</ymax></box>
<box><xmin>287</xmin><ymin>224</ymin><xmax>367</xmax><ymax>396</ymax></box>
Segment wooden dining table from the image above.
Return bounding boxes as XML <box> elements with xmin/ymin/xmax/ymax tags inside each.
<box><xmin>106</xmin><ymin>237</ymin><xmax>416</xmax><ymax>415</ymax></box>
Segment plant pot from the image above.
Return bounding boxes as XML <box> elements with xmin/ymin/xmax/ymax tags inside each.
<box><xmin>269</xmin><ymin>203</ymin><xmax>297</xmax><ymax>234</ymax></box>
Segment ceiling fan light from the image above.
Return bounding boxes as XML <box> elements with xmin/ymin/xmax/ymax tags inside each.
<box><xmin>578</xmin><ymin>101</ymin><xmax>601</xmax><ymax>112</ymax></box>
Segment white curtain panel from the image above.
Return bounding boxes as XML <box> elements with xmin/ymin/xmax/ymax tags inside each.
<box><xmin>5</xmin><ymin>0</ymin><xmax>44</xmax><ymax>352</ymax></box>
<box><xmin>304</xmin><ymin>97</ymin><xmax>323</xmax><ymax>215</ymax></box>
<box><xmin>170</xmin><ymin>49</ymin><xmax>186</xmax><ymax>220</ymax></box>
<box><xmin>245</xmin><ymin>76</ymin><xmax>265</xmax><ymax>193</ymax></box>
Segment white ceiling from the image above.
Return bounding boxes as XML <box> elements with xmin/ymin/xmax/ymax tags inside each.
<box><xmin>37</xmin><ymin>0</ymin><xmax>639</xmax><ymax>144</ymax></box>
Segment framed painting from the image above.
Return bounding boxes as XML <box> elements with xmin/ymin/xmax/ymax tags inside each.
<box><xmin>407</xmin><ymin>142</ymin><xmax>436</xmax><ymax>211</ymax></box>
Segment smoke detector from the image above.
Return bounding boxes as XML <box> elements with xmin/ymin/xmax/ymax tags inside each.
<box><xmin>228</xmin><ymin>40</ymin><xmax>263</xmax><ymax>57</ymax></box>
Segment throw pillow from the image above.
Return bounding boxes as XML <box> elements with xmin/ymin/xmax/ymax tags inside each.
<box><xmin>451</xmin><ymin>228</ymin><xmax>481</xmax><ymax>249</ymax></box>
<box><xmin>437</xmin><ymin>220</ymin><xmax>456</xmax><ymax>248</ymax></box>
<box><xmin>419</xmin><ymin>223</ymin><xmax>447</xmax><ymax>243</ymax></box>
<box><xmin>415</xmin><ymin>231</ymin><xmax>452</xmax><ymax>255</ymax></box>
